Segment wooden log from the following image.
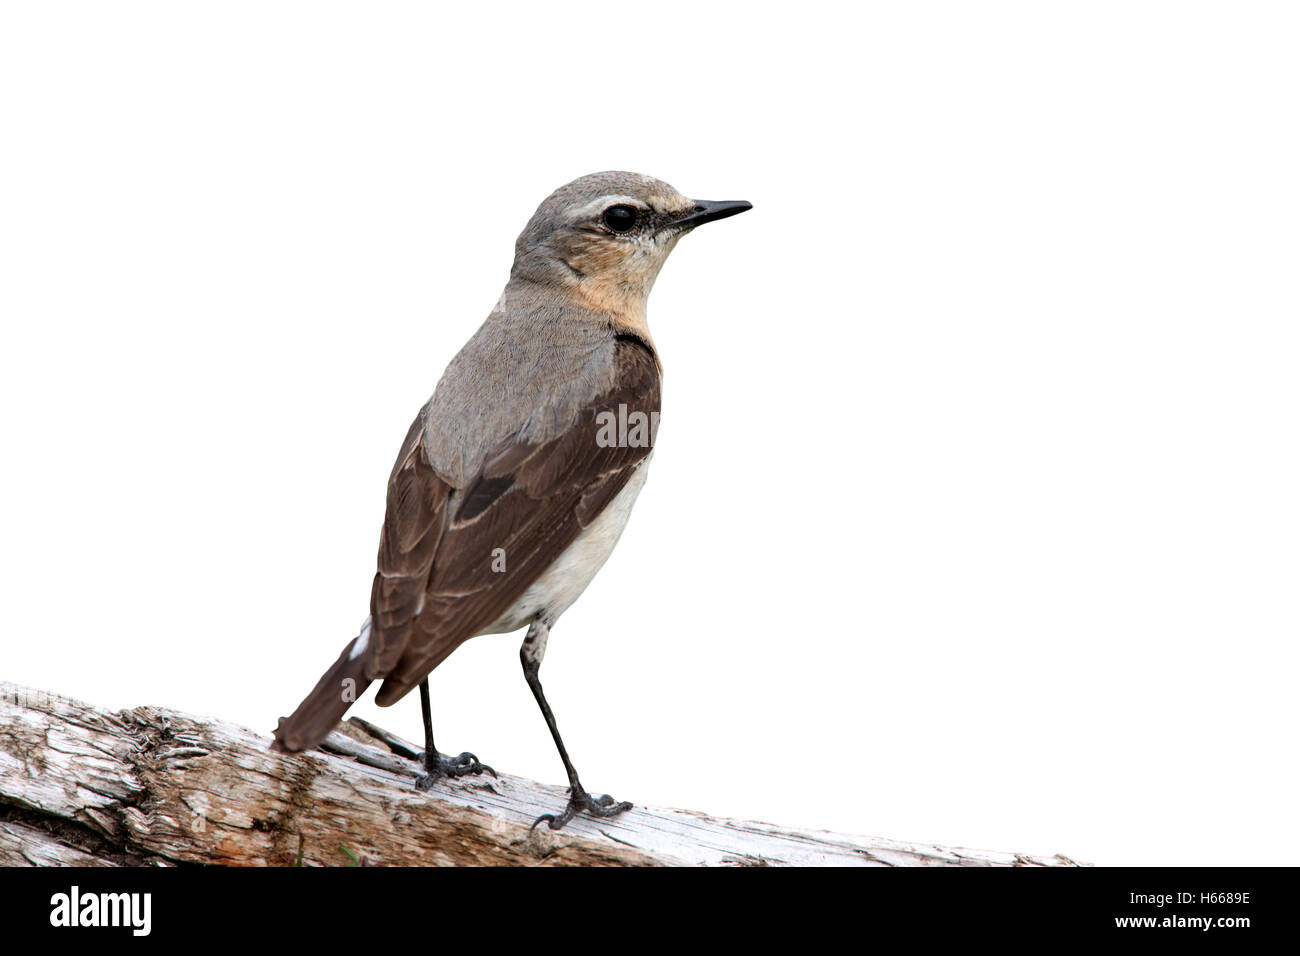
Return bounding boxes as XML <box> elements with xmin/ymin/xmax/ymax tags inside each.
<box><xmin>0</xmin><ymin>682</ymin><xmax>1085</xmax><ymax>867</ymax></box>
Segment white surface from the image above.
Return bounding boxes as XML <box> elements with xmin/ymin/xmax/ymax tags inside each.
<box><xmin>1</xmin><ymin>2</ymin><xmax>1296</xmax><ymax>867</ymax></box>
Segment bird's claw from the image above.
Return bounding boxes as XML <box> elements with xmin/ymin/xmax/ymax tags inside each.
<box><xmin>531</xmin><ymin>788</ymin><xmax>632</xmax><ymax>831</ymax></box>
<box><xmin>415</xmin><ymin>750</ymin><xmax>496</xmax><ymax>790</ymax></box>
<box><xmin>447</xmin><ymin>751</ymin><xmax>497</xmax><ymax>777</ymax></box>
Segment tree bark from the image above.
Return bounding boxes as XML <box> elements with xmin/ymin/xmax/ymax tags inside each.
<box><xmin>0</xmin><ymin>681</ymin><xmax>1085</xmax><ymax>867</ymax></box>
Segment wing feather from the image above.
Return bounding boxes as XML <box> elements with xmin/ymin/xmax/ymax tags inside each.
<box><xmin>366</xmin><ymin>336</ymin><xmax>660</xmax><ymax>704</ymax></box>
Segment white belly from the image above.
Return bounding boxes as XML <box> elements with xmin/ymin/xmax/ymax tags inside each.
<box><xmin>480</xmin><ymin>461</ymin><xmax>650</xmax><ymax>635</ymax></box>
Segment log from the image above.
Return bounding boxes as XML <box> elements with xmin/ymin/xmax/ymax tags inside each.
<box><xmin>0</xmin><ymin>681</ymin><xmax>1085</xmax><ymax>867</ymax></box>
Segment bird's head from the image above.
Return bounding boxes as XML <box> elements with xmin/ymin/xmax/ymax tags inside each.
<box><xmin>509</xmin><ymin>171</ymin><xmax>751</xmax><ymax>325</ymax></box>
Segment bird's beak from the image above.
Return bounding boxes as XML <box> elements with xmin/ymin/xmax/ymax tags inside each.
<box><xmin>670</xmin><ymin>199</ymin><xmax>753</xmax><ymax>231</ymax></box>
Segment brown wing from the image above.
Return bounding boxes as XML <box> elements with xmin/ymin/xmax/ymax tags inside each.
<box><xmin>363</xmin><ymin>402</ymin><xmax>451</xmax><ymax>678</ymax></box>
<box><xmin>366</xmin><ymin>336</ymin><xmax>660</xmax><ymax>706</ymax></box>
<box><xmin>272</xmin><ymin>400</ymin><xmax>455</xmax><ymax>752</ymax></box>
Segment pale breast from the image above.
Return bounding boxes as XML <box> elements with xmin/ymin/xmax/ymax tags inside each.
<box><xmin>479</xmin><ymin>460</ymin><xmax>651</xmax><ymax>635</ymax></box>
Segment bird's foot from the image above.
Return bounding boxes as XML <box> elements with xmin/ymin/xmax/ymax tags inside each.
<box><xmin>531</xmin><ymin>788</ymin><xmax>633</xmax><ymax>831</ymax></box>
<box><xmin>415</xmin><ymin>751</ymin><xmax>497</xmax><ymax>790</ymax></box>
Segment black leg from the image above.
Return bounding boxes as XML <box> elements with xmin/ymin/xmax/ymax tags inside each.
<box><xmin>419</xmin><ymin>679</ymin><xmax>437</xmax><ymax>776</ymax></box>
<box><xmin>521</xmin><ymin>621</ymin><xmax>632</xmax><ymax>830</ymax></box>
<box><xmin>414</xmin><ymin>678</ymin><xmax>495</xmax><ymax>791</ymax></box>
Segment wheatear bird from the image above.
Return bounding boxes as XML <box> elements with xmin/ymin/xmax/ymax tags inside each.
<box><xmin>273</xmin><ymin>171</ymin><xmax>750</xmax><ymax>829</ymax></box>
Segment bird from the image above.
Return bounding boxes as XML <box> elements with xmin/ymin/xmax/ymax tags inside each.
<box><xmin>272</xmin><ymin>171</ymin><xmax>751</xmax><ymax>829</ymax></box>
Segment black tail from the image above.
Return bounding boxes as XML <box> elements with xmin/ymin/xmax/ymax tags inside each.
<box><xmin>272</xmin><ymin>634</ymin><xmax>373</xmax><ymax>753</ymax></box>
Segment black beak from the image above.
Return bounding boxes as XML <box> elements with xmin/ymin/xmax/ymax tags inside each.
<box><xmin>671</xmin><ymin>199</ymin><xmax>753</xmax><ymax>230</ymax></box>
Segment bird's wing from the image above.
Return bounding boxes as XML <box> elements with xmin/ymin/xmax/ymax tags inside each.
<box><xmin>363</xmin><ymin>401</ymin><xmax>452</xmax><ymax>679</ymax></box>
<box><xmin>367</xmin><ymin>335</ymin><xmax>660</xmax><ymax>706</ymax></box>
<box><xmin>269</xmin><ymin>406</ymin><xmax>446</xmax><ymax>754</ymax></box>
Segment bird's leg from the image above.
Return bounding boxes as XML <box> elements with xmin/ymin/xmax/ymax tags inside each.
<box><xmin>414</xmin><ymin>678</ymin><xmax>495</xmax><ymax>790</ymax></box>
<box><xmin>520</xmin><ymin>620</ymin><xmax>632</xmax><ymax>830</ymax></box>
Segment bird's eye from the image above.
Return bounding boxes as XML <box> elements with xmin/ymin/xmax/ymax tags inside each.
<box><xmin>602</xmin><ymin>204</ymin><xmax>638</xmax><ymax>233</ymax></box>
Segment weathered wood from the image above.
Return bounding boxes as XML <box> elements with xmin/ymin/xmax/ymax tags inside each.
<box><xmin>0</xmin><ymin>682</ymin><xmax>1085</xmax><ymax>867</ymax></box>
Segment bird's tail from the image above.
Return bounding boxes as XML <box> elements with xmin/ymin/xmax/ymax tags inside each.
<box><xmin>272</xmin><ymin>625</ymin><xmax>374</xmax><ymax>754</ymax></box>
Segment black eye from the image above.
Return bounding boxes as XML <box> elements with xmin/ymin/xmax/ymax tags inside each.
<box><xmin>602</xmin><ymin>204</ymin><xmax>638</xmax><ymax>233</ymax></box>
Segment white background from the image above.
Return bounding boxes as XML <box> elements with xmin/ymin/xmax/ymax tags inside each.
<box><xmin>2</xmin><ymin>2</ymin><xmax>1296</xmax><ymax>867</ymax></box>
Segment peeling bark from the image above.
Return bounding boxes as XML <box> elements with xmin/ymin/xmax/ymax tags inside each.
<box><xmin>0</xmin><ymin>682</ymin><xmax>1085</xmax><ymax>867</ymax></box>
